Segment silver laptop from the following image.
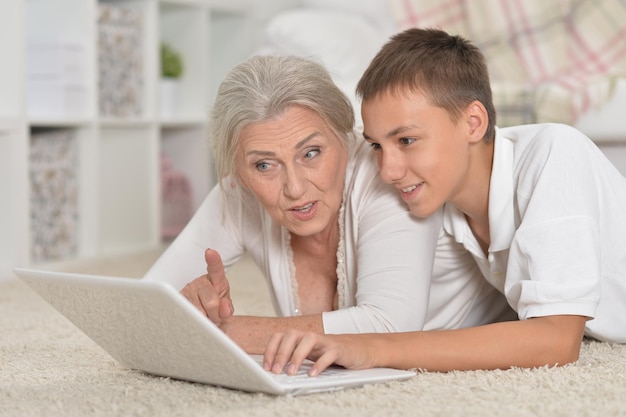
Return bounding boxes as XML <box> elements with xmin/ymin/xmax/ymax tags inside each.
<box><xmin>14</xmin><ymin>267</ymin><xmax>415</xmax><ymax>396</ymax></box>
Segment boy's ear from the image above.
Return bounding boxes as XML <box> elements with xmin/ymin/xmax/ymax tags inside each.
<box><xmin>465</xmin><ymin>101</ymin><xmax>488</xmax><ymax>143</ymax></box>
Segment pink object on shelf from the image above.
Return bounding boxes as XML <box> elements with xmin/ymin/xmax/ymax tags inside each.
<box><xmin>160</xmin><ymin>153</ymin><xmax>193</xmax><ymax>241</ymax></box>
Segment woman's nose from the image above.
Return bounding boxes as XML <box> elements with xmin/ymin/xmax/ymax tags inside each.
<box><xmin>283</xmin><ymin>165</ymin><xmax>306</xmax><ymax>198</ymax></box>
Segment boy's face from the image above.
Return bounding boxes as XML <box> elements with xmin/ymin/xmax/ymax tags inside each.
<box><xmin>361</xmin><ymin>89</ymin><xmax>477</xmax><ymax>218</ymax></box>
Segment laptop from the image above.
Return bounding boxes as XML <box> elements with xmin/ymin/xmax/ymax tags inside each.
<box><xmin>14</xmin><ymin>267</ymin><xmax>416</xmax><ymax>396</ymax></box>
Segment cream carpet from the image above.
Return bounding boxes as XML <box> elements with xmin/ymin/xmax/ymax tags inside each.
<box><xmin>2</xmin><ymin>248</ymin><xmax>626</xmax><ymax>417</ymax></box>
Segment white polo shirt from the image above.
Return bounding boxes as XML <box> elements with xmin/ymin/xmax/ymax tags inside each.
<box><xmin>145</xmin><ymin>133</ymin><xmax>507</xmax><ymax>336</ymax></box>
<box><xmin>442</xmin><ymin>123</ymin><xmax>626</xmax><ymax>343</ymax></box>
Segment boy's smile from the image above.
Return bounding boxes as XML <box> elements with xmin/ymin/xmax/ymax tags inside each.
<box><xmin>361</xmin><ymin>89</ymin><xmax>488</xmax><ymax>219</ymax></box>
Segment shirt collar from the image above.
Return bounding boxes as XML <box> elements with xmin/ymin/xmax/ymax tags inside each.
<box><xmin>488</xmin><ymin>127</ymin><xmax>516</xmax><ymax>252</ymax></box>
<box><xmin>443</xmin><ymin>128</ymin><xmax>516</xmax><ymax>253</ymax></box>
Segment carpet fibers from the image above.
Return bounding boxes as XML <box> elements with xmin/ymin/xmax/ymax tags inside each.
<box><xmin>2</xmin><ymin>250</ymin><xmax>625</xmax><ymax>417</ymax></box>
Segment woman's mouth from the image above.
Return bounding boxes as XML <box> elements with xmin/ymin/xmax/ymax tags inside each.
<box><xmin>289</xmin><ymin>201</ymin><xmax>318</xmax><ymax>220</ymax></box>
<box><xmin>292</xmin><ymin>202</ymin><xmax>314</xmax><ymax>212</ymax></box>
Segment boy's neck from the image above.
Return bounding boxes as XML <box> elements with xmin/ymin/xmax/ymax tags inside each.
<box><xmin>453</xmin><ymin>139</ymin><xmax>495</xmax><ymax>254</ymax></box>
<box><xmin>465</xmin><ymin>215</ymin><xmax>490</xmax><ymax>255</ymax></box>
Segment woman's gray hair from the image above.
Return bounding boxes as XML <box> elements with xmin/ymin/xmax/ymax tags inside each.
<box><xmin>210</xmin><ymin>55</ymin><xmax>355</xmax><ymax>187</ymax></box>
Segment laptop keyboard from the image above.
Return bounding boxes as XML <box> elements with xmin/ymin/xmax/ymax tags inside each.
<box><xmin>251</xmin><ymin>355</ymin><xmax>349</xmax><ymax>383</ymax></box>
<box><xmin>270</xmin><ymin>364</ymin><xmax>350</xmax><ymax>384</ymax></box>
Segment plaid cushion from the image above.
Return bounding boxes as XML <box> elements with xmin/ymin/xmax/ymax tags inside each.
<box><xmin>389</xmin><ymin>0</ymin><xmax>470</xmax><ymax>36</ymax></box>
<box><xmin>389</xmin><ymin>0</ymin><xmax>626</xmax><ymax>126</ymax></box>
<box><xmin>491</xmin><ymin>81</ymin><xmax>536</xmax><ymax>127</ymax></box>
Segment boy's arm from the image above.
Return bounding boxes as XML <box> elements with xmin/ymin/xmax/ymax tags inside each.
<box><xmin>264</xmin><ymin>315</ymin><xmax>587</xmax><ymax>375</ymax></box>
<box><xmin>376</xmin><ymin>315</ymin><xmax>587</xmax><ymax>372</ymax></box>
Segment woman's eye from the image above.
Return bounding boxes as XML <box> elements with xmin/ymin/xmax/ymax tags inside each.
<box><xmin>255</xmin><ymin>161</ymin><xmax>271</xmax><ymax>171</ymax></box>
<box><xmin>304</xmin><ymin>149</ymin><xmax>320</xmax><ymax>159</ymax></box>
<box><xmin>368</xmin><ymin>142</ymin><xmax>381</xmax><ymax>150</ymax></box>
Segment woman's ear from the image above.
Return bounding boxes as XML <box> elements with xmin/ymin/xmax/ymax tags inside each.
<box><xmin>465</xmin><ymin>100</ymin><xmax>489</xmax><ymax>143</ymax></box>
<box><xmin>232</xmin><ymin>153</ymin><xmax>249</xmax><ymax>190</ymax></box>
<box><xmin>235</xmin><ymin>172</ymin><xmax>249</xmax><ymax>190</ymax></box>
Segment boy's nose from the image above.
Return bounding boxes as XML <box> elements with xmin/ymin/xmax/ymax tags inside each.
<box><xmin>378</xmin><ymin>151</ymin><xmax>405</xmax><ymax>184</ymax></box>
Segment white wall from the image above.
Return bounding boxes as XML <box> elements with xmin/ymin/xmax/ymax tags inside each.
<box><xmin>245</xmin><ymin>0</ymin><xmax>300</xmax><ymax>47</ymax></box>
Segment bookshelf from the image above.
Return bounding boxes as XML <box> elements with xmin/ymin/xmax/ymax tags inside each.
<box><xmin>0</xmin><ymin>0</ymin><xmax>257</xmax><ymax>278</ymax></box>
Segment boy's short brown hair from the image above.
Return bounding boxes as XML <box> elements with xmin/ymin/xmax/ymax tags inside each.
<box><xmin>356</xmin><ymin>28</ymin><xmax>496</xmax><ymax>142</ymax></box>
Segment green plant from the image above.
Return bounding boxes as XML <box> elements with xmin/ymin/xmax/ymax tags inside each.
<box><xmin>161</xmin><ymin>42</ymin><xmax>183</xmax><ymax>78</ymax></box>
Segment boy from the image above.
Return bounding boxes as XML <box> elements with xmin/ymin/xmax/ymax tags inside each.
<box><xmin>262</xmin><ymin>28</ymin><xmax>626</xmax><ymax>376</ymax></box>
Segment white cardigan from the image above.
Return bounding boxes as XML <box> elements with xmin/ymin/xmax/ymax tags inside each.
<box><xmin>144</xmin><ymin>132</ymin><xmax>506</xmax><ymax>333</ymax></box>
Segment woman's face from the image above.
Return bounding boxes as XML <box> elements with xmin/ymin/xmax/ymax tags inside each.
<box><xmin>236</xmin><ymin>105</ymin><xmax>349</xmax><ymax>238</ymax></box>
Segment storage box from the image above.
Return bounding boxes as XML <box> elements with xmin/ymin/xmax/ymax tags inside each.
<box><xmin>29</xmin><ymin>129</ymin><xmax>79</xmax><ymax>262</ymax></box>
<box><xmin>27</xmin><ymin>79</ymin><xmax>88</xmax><ymax>119</ymax></box>
<box><xmin>26</xmin><ymin>39</ymin><xmax>89</xmax><ymax>119</ymax></box>
<box><xmin>98</xmin><ymin>4</ymin><xmax>144</xmax><ymax>118</ymax></box>
<box><xmin>27</xmin><ymin>40</ymin><xmax>88</xmax><ymax>84</ymax></box>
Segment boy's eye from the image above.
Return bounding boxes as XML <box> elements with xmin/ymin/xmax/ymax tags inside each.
<box><xmin>368</xmin><ymin>142</ymin><xmax>381</xmax><ymax>150</ymax></box>
<box><xmin>400</xmin><ymin>137</ymin><xmax>415</xmax><ymax>145</ymax></box>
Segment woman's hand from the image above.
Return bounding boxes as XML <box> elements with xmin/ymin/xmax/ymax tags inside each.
<box><xmin>180</xmin><ymin>248</ymin><xmax>234</xmax><ymax>325</ymax></box>
<box><xmin>263</xmin><ymin>329</ymin><xmax>377</xmax><ymax>376</ymax></box>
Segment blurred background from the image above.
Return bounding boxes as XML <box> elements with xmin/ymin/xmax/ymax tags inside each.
<box><xmin>1</xmin><ymin>0</ymin><xmax>624</xmax><ymax>280</ymax></box>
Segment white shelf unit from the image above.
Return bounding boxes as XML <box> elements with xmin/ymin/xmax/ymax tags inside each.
<box><xmin>0</xmin><ymin>0</ymin><xmax>257</xmax><ymax>279</ymax></box>
<box><xmin>0</xmin><ymin>0</ymin><xmax>28</xmax><ymax>277</ymax></box>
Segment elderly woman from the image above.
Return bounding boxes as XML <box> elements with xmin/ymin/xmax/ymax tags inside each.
<box><xmin>143</xmin><ymin>55</ymin><xmax>510</xmax><ymax>354</ymax></box>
